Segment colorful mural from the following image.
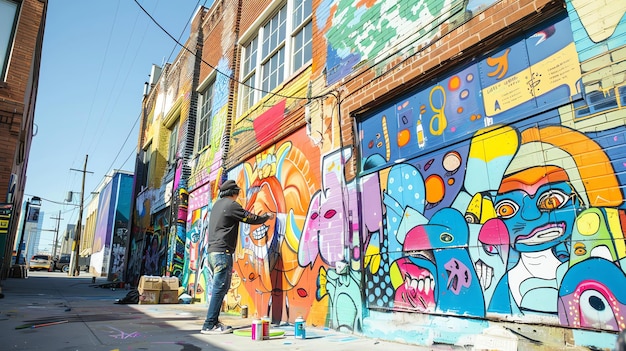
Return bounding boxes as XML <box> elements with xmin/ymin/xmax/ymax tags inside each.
<box><xmin>318</xmin><ymin>0</ymin><xmax>493</xmax><ymax>85</ymax></box>
<box><xmin>143</xmin><ymin>211</ymin><xmax>168</xmax><ymax>277</ymax></box>
<box><xmin>230</xmin><ymin>130</ymin><xmax>322</xmax><ymax>323</ymax></box>
<box><xmin>355</xmin><ymin>11</ymin><xmax>626</xmax><ymax>334</ymax></box>
<box><xmin>174</xmin><ymin>0</ymin><xmax>626</xmax><ymax>348</ymax></box>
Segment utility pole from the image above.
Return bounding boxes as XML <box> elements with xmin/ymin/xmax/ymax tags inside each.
<box><xmin>50</xmin><ymin>210</ymin><xmax>63</xmax><ymax>259</ymax></box>
<box><xmin>69</xmin><ymin>155</ymin><xmax>92</xmax><ymax>276</ymax></box>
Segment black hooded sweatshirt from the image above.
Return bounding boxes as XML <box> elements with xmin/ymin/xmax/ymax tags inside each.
<box><xmin>207</xmin><ymin>197</ymin><xmax>270</xmax><ymax>253</ymax></box>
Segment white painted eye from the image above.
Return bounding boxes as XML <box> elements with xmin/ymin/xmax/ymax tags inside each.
<box><xmin>494</xmin><ymin>199</ymin><xmax>519</xmax><ymax>219</ymax></box>
<box><xmin>537</xmin><ymin>189</ymin><xmax>569</xmax><ymax>211</ymax></box>
<box><xmin>579</xmin><ymin>289</ymin><xmax>615</xmax><ymax>328</ymax></box>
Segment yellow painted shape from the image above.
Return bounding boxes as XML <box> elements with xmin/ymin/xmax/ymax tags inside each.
<box><xmin>469</xmin><ymin>125</ymin><xmax>518</xmax><ymax>162</ymax></box>
<box><xmin>576</xmin><ymin>211</ymin><xmax>601</xmax><ymax>236</ymax></box>
<box><xmin>606</xmin><ymin>208</ymin><xmax>626</xmax><ymax>259</ymax></box>
<box><xmin>571</xmin><ymin>0</ymin><xmax>626</xmax><ymax>42</ymax></box>
<box><xmin>364</xmin><ymin>243</ymin><xmax>381</xmax><ymax>274</ymax></box>
<box><xmin>389</xmin><ymin>261</ymin><xmax>403</xmax><ymax>289</ymax></box>
<box><xmin>483</xmin><ymin>43</ymin><xmax>581</xmax><ymax>116</ymax></box>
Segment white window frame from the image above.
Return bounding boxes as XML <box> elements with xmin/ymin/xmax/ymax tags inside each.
<box><xmin>0</xmin><ymin>0</ymin><xmax>20</xmax><ymax>81</ymax></box>
<box><xmin>197</xmin><ymin>79</ymin><xmax>215</xmax><ymax>152</ymax></box>
<box><xmin>238</xmin><ymin>0</ymin><xmax>312</xmax><ymax>114</ymax></box>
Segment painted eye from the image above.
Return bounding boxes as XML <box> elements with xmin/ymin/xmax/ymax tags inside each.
<box><xmin>537</xmin><ymin>189</ymin><xmax>569</xmax><ymax>211</ymax></box>
<box><xmin>482</xmin><ymin>244</ymin><xmax>500</xmax><ymax>256</ymax></box>
<box><xmin>495</xmin><ymin>200</ymin><xmax>519</xmax><ymax>219</ymax></box>
<box><xmin>324</xmin><ymin>209</ymin><xmax>337</xmax><ymax>219</ymax></box>
<box><xmin>310</xmin><ymin>212</ymin><xmax>319</xmax><ymax>220</ymax></box>
<box><xmin>579</xmin><ymin>289</ymin><xmax>616</xmax><ymax>327</ymax></box>
<box><xmin>440</xmin><ymin>232</ymin><xmax>453</xmax><ymax>243</ymax></box>
<box><xmin>574</xmin><ymin>242</ymin><xmax>587</xmax><ymax>256</ymax></box>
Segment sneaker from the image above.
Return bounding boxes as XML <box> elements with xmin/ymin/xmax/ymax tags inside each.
<box><xmin>201</xmin><ymin>324</ymin><xmax>233</xmax><ymax>335</ymax></box>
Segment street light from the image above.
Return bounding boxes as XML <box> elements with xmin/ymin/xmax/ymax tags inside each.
<box><xmin>15</xmin><ymin>196</ymin><xmax>41</xmax><ymax>269</ymax></box>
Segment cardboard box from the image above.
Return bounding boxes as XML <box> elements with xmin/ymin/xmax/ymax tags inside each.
<box><xmin>161</xmin><ymin>276</ymin><xmax>179</xmax><ymax>290</ymax></box>
<box><xmin>138</xmin><ymin>289</ymin><xmax>160</xmax><ymax>304</ymax></box>
<box><xmin>159</xmin><ymin>290</ymin><xmax>179</xmax><ymax>304</ymax></box>
<box><xmin>138</xmin><ymin>276</ymin><xmax>162</xmax><ymax>290</ymax></box>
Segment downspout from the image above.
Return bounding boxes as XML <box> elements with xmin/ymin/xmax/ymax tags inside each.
<box><xmin>170</xmin><ymin>9</ymin><xmax>205</xmax><ymax>277</ymax></box>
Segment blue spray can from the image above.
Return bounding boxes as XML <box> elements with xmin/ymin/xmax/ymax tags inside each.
<box><xmin>294</xmin><ymin>316</ymin><xmax>306</xmax><ymax>339</ymax></box>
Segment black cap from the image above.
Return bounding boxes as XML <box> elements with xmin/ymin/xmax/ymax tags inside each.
<box><xmin>220</xmin><ymin>180</ymin><xmax>240</xmax><ymax>192</ymax></box>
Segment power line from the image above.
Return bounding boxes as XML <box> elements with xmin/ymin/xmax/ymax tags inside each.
<box><xmin>133</xmin><ymin>0</ymin><xmax>331</xmax><ymax>102</ymax></box>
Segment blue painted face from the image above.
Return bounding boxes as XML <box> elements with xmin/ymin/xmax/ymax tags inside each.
<box><xmin>494</xmin><ymin>181</ymin><xmax>582</xmax><ymax>253</ymax></box>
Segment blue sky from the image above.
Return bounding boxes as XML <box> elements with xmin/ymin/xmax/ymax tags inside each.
<box><xmin>25</xmin><ymin>0</ymin><xmax>210</xmax><ymax>253</ymax></box>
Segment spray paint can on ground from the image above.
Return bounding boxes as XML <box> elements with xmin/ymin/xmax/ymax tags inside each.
<box><xmin>251</xmin><ymin>319</ymin><xmax>262</xmax><ymax>341</ymax></box>
<box><xmin>241</xmin><ymin>305</ymin><xmax>248</xmax><ymax>318</ymax></box>
<box><xmin>261</xmin><ymin>316</ymin><xmax>270</xmax><ymax>340</ymax></box>
<box><xmin>294</xmin><ymin>316</ymin><xmax>306</xmax><ymax>339</ymax></box>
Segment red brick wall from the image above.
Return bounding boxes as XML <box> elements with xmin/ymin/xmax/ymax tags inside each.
<box><xmin>0</xmin><ymin>0</ymin><xmax>46</xmax><ymax>276</ymax></box>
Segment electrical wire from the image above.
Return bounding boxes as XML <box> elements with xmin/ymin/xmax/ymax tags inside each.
<box><xmin>133</xmin><ymin>0</ymin><xmax>333</xmax><ymax>102</ymax></box>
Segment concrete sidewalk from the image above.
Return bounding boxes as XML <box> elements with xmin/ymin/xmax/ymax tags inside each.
<box><xmin>0</xmin><ymin>271</ymin><xmax>446</xmax><ymax>351</ymax></box>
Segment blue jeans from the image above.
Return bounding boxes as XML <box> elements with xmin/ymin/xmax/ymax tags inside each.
<box><xmin>202</xmin><ymin>252</ymin><xmax>233</xmax><ymax>329</ymax></box>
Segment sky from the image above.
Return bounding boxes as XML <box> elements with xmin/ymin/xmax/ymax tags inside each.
<box><xmin>24</xmin><ymin>0</ymin><xmax>211</xmax><ymax>254</ymax></box>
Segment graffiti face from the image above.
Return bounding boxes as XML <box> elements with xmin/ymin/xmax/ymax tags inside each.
<box><xmin>243</xmin><ymin>179</ymin><xmax>279</xmax><ymax>250</ymax></box>
<box><xmin>495</xmin><ymin>167</ymin><xmax>582</xmax><ymax>253</ymax></box>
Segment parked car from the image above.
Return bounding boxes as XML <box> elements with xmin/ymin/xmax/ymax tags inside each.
<box><xmin>53</xmin><ymin>254</ymin><xmax>71</xmax><ymax>272</ymax></box>
<box><xmin>29</xmin><ymin>254</ymin><xmax>53</xmax><ymax>271</ymax></box>
<box><xmin>52</xmin><ymin>254</ymin><xmax>89</xmax><ymax>273</ymax></box>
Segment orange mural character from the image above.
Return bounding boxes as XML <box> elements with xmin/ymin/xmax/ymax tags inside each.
<box><xmin>235</xmin><ymin>141</ymin><xmax>319</xmax><ymax>324</ymax></box>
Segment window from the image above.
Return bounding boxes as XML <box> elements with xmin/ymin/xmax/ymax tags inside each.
<box><xmin>168</xmin><ymin>122</ymin><xmax>179</xmax><ymax>165</ymax></box>
<box><xmin>292</xmin><ymin>0</ymin><xmax>312</xmax><ymax>72</ymax></box>
<box><xmin>239</xmin><ymin>0</ymin><xmax>312</xmax><ymax>112</ymax></box>
<box><xmin>0</xmin><ymin>0</ymin><xmax>19</xmax><ymax>80</ymax></box>
<box><xmin>197</xmin><ymin>81</ymin><xmax>215</xmax><ymax>151</ymax></box>
<box><xmin>142</xmin><ymin>142</ymin><xmax>153</xmax><ymax>186</ymax></box>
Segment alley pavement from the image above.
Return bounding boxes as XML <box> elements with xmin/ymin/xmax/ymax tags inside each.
<box><xmin>0</xmin><ymin>271</ymin><xmax>458</xmax><ymax>351</ymax></box>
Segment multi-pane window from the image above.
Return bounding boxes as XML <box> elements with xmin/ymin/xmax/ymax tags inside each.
<box><xmin>292</xmin><ymin>0</ymin><xmax>312</xmax><ymax>71</ymax></box>
<box><xmin>0</xmin><ymin>0</ymin><xmax>19</xmax><ymax>80</ymax></box>
<box><xmin>168</xmin><ymin>122</ymin><xmax>179</xmax><ymax>165</ymax></box>
<box><xmin>197</xmin><ymin>81</ymin><xmax>215</xmax><ymax>151</ymax></box>
<box><xmin>261</xmin><ymin>6</ymin><xmax>286</xmax><ymax>94</ymax></box>
<box><xmin>239</xmin><ymin>0</ymin><xmax>312</xmax><ymax>113</ymax></box>
<box><xmin>241</xmin><ymin>36</ymin><xmax>258</xmax><ymax>114</ymax></box>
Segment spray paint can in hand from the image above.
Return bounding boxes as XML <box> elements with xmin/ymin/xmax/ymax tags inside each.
<box><xmin>251</xmin><ymin>319</ymin><xmax>262</xmax><ymax>341</ymax></box>
<box><xmin>294</xmin><ymin>316</ymin><xmax>306</xmax><ymax>339</ymax></box>
<box><xmin>261</xmin><ymin>316</ymin><xmax>270</xmax><ymax>340</ymax></box>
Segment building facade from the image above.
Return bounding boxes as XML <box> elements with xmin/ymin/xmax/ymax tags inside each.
<box><xmin>0</xmin><ymin>0</ymin><xmax>47</xmax><ymax>279</ymax></box>
<box><xmin>129</xmin><ymin>0</ymin><xmax>626</xmax><ymax>349</ymax></box>
<box><xmin>81</xmin><ymin>171</ymin><xmax>133</xmax><ymax>280</ymax></box>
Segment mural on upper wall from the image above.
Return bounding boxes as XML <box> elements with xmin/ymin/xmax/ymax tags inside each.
<box><xmin>356</xmin><ymin>11</ymin><xmax>626</xmax><ymax>333</ymax></box>
<box><xmin>318</xmin><ymin>0</ymin><xmax>498</xmax><ymax>85</ymax></box>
